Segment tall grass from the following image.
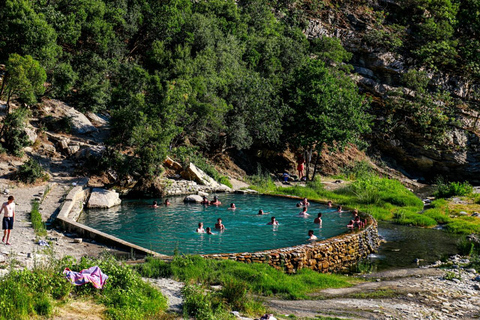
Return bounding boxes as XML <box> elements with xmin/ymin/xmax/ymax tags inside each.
<box><xmin>30</xmin><ymin>201</ymin><xmax>47</xmax><ymax>237</ymax></box>
<box><xmin>136</xmin><ymin>255</ymin><xmax>354</xmax><ymax>300</ymax></box>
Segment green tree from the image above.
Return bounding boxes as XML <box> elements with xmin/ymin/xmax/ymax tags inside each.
<box><xmin>0</xmin><ymin>107</ymin><xmax>31</xmax><ymax>156</ymax></box>
<box><xmin>2</xmin><ymin>54</ymin><xmax>46</xmax><ymax>113</ymax></box>
<box><xmin>0</xmin><ymin>0</ymin><xmax>60</xmax><ymax>68</ymax></box>
<box><xmin>288</xmin><ymin>59</ymin><xmax>371</xmax><ymax>180</ymax></box>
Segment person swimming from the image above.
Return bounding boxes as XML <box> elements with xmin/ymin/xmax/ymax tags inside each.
<box><xmin>336</xmin><ymin>205</ymin><xmax>343</xmax><ymax>212</ymax></box>
<box><xmin>164</xmin><ymin>199</ymin><xmax>171</xmax><ymax>205</ymax></box>
<box><xmin>210</xmin><ymin>195</ymin><xmax>221</xmax><ymax>205</ymax></box>
<box><xmin>327</xmin><ymin>200</ymin><xmax>332</xmax><ymax>208</ymax></box>
<box><xmin>314</xmin><ymin>212</ymin><xmax>322</xmax><ymax>224</ymax></box>
<box><xmin>301</xmin><ymin>198</ymin><xmax>310</xmax><ymax>206</ymax></box>
<box><xmin>201</xmin><ymin>196</ymin><xmax>209</xmax><ymax>205</ymax></box>
<box><xmin>267</xmin><ymin>216</ymin><xmax>279</xmax><ymax>225</ymax></box>
<box><xmin>308</xmin><ymin>230</ymin><xmax>317</xmax><ymax>241</ymax></box>
<box><xmin>152</xmin><ymin>201</ymin><xmax>159</xmax><ymax>208</ymax></box>
<box><xmin>347</xmin><ymin>219</ymin><xmax>355</xmax><ymax>229</ymax></box>
<box><xmin>258</xmin><ymin>209</ymin><xmax>268</xmax><ymax>215</ymax></box>
<box><xmin>206</xmin><ymin>227</ymin><xmax>214</xmax><ymax>235</ymax></box>
<box><xmin>215</xmin><ymin>218</ymin><xmax>225</xmax><ymax>230</ymax></box>
<box><xmin>298</xmin><ymin>207</ymin><xmax>309</xmax><ymax>217</ymax></box>
<box><xmin>196</xmin><ymin>222</ymin><xmax>205</xmax><ymax>233</ymax></box>
<box><xmin>228</xmin><ymin>203</ymin><xmax>236</xmax><ymax>210</ymax></box>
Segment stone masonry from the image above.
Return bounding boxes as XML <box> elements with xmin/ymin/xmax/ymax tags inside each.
<box><xmin>203</xmin><ymin>216</ymin><xmax>379</xmax><ymax>274</ymax></box>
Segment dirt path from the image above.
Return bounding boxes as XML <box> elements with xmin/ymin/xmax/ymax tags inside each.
<box><xmin>0</xmin><ymin>177</ymin><xmax>110</xmax><ymax>272</ymax></box>
<box><xmin>267</xmin><ymin>267</ymin><xmax>480</xmax><ymax>319</ymax></box>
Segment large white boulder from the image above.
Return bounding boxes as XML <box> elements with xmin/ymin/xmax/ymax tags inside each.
<box><xmin>64</xmin><ymin>106</ymin><xmax>97</xmax><ymax>134</ymax></box>
<box><xmin>183</xmin><ymin>195</ymin><xmax>204</xmax><ymax>203</ymax></box>
<box><xmin>181</xmin><ymin>163</ymin><xmax>221</xmax><ymax>187</ymax></box>
<box><xmin>87</xmin><ymin>188</ymin><xmax>121</xmax><ymax>208</ymax></box>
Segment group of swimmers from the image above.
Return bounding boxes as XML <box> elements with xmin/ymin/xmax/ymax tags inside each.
<box><xmin>196</xmin><ymin>218</ymin><xmax>226</xmax><ymax>234</ymax></box>
<box><xmin>193</xmin><ymin>196</ymin><xmax>365</xmax><ymax>240</ymax></box>
<box><xmin>201</xmin><ymin>195</ymin><xmax>222</xmax><ymax>206</ymax></box>
<box><xmin>152</xmin><ymin>199</ymin><xmax>170</xmax><ymax>208</ymax></box>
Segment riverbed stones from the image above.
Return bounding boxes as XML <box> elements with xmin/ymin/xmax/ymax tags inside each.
<box><xmin>87</xmin><ymin>188</ymin><xmax>121</xmax><ymax>208</ymax></box>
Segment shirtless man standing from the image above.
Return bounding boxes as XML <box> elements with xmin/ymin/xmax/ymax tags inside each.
<box><xmin>0</xmin><ymin>196</ymin><xmax>15</xmax><ymax>245</ymax></box>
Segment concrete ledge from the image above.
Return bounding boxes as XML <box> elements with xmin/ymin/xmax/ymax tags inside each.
<box><xmin>57</xmin><ymin>186</ymin><xmax>164</xmax><ymax>258</ymax></box>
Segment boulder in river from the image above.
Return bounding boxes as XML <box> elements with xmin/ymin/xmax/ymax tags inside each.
<box><xmin>87</xmin><ymin>188</ymin><xmax>121</xmax><ymax>208</ymax></box>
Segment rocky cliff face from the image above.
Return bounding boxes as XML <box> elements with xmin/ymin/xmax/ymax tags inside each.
<box><xmin>303</xmin><ymin>1</ymin><xmax>480</xmax><ymax>183</ymax></box>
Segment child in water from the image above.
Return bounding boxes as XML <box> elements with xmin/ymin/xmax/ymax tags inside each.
<box><xmin>228</xmin><ymin>203</ymin><xmax>236</xmax><ymax>210</ymax></box>
<box><xmin>196</xmin><ymin>222</ymin><xmax>205</xmax><ymax>233</ymax></box>
<box><xmin>308</xmin><ymin>230</ymin><xmax>317</xmax><ymax>241</ymax></box>
<box><xmin>206</xmin><ymin>227</ymin><xmax>214</xmax><ymax>235</ymax></box>
<box><xmin>314</xmin><ymin>212</ymin><xmax>322</xmax><ymax>224</ymax></box>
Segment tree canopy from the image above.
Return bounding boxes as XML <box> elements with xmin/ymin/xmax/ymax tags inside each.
<box><xmin>0</xmin><ymin>0</ymin><xmax>373</xmax><ymax>179</ymax></box>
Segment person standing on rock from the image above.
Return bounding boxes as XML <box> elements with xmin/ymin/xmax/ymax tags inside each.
<box><xmin>0</xmin><ymin>196</ymin><xmax>15</xmax><ymax>245</ymax></box>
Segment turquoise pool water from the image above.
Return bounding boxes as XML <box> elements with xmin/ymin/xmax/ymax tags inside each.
<box><xmin>80</xmin><ymin>194</ymin><xmax>352</xmax><ymax>255</ymax></box>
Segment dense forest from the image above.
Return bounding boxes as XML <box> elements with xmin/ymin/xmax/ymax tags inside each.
<box><xmin>1</xmin><ymin>0</ymin><xmax>480</xmax><ymax>182</ymax></box>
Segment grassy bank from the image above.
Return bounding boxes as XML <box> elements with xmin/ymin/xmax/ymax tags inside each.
<box><xmin>0</xmin><ymin>255</ymin><xmax>167</xmax><ymax>319</ymax></box>
<box><xmin>249</xmin><ymin>173</ymin><xmax>480</xmax><ymax>234</ymax></box>
<box><xmin>135</xmin><ymin>255</ymin><xmax>357</xmax><ymax>319</ymax></box>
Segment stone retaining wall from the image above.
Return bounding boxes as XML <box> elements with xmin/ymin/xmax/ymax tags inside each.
<box><xmin>56</xmin><ymin>186</ymin><xmax>163</xmax><ymax>258</ymax></box>
<box><xmin>164</xmin><ymin>179</ymin><xmax>232</xmax><ymax>196</ymax></box>
<box><xmin>203</xmin><ymin>217</ymin><xmax>379</xmax><ymax>273</ymax></box>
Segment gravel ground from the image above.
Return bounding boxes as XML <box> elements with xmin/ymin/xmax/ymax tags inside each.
<box><xmin>0</xmin><ymin>177</ymin><xmax>112</xmax><ymax>273</ymax></box>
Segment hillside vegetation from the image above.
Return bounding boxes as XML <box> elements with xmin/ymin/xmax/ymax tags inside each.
<box><xmin>1</xmin><ymin>0</ymin><xmax>480</xmax><ymax>183</ymax></box>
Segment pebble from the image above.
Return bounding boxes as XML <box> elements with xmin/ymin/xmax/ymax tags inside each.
<box><xmin>465</xmin><ymin>268</ymin><xmax>476</xmax><ymax>274</ymax></box>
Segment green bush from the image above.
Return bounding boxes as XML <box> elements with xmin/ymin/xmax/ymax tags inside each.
<box><xmin>221</xmin><ymin>279</ymin><xmax>248</xmax><ymax>311</ymax></box>
<box><xmin>42</xmin><ymin>115</ymin><xmax>73</xmax><ymax>134</ymax></box>
<box><xmin>0</xmin><ymin>107</ymin><xmax>31</xmax><ymax>156</ymax></box>
<box><xmin>16</xmin><ymin>158</ymin><xmax>48</xmax><ymax>184</ymax></box>
<box><xmin>435</xmin><ymin>180</ymin><xmax>473</xmax><ymax>198</ymax></box>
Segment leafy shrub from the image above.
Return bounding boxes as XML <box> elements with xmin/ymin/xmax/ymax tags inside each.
<box><xmin>16</xmin><ymin>158</ymin><xmax>48</xmax><ymax>184</ymax></box>
<box><xmin>0</xmin><ymin>107</ymin><xmax>31</xmax><ymax>156</ymax></box>
<box><xmin>34</xmin><ymin>294</ymin><xmax>52</xmax><ymax>316</ymax></box>
<box><xmin>219</xmin><ymin>176</ymin><xmax>233</xmax><ymax>188</ymax></box>
<box><xmin>42</xmin><ymin>115</ymin><xmax>73</xmax><ymax>134</ymax></box>
<box><xmin>182</xmin><ymin>285</ymin><xmax>225</xmax><ymax>320</ymax></box>
<box><xmin>221</xmin><ymin>279</ymin><xmax>248</xmax><ymax>311</ymax></box>
<box><xmin>456</xmin><ymin>235</ymin><xmax>480</xmax><ymax>256</ymax></box>
<box><xmin>435</xmin><ymin>180</ymin><xmax>473</xmax><ymax>198</ymax></box>
<box><xmin>134</xmin><ymin>256</ymin><xmax>172</xmax><ymax>278</ymax></box>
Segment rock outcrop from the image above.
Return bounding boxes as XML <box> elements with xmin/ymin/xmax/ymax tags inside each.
<box><xmin>87</xmin><ymin>188</ymin><xmax>121</xmax><ymax>208</ymax></box>
<box><xmin>183</xmin><ymin>195</ymin><xmax>204</xmax><ymax>203</ymax></box>
<box><xmin>181</xmin><ymin>163</ymin><xmax>220</xmax><ymax>187</ymax></box>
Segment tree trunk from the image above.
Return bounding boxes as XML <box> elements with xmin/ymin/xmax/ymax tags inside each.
<box><xmin>304</xmin><ymin>148</ymin><xmax>312</xmax><ymax>181</ymax></box>
<box><xmin>6</xmin><ymin>89</ymin><xmax>12</xmax><ymax>115</ymax></box>
<box><xmin>311</xmin><ymin>150</ymin><xmax>321</xmax><ymax>181</ymax></box>
<box><xmin>0</xmin><ymin>74</ymin><xmax>6</xmax><ymax>98</ymax></box>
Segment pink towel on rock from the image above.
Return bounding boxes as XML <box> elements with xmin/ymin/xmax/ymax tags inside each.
<box><xmin>63</xmin><ymin>266</ymin><xmax>109</xmax><ymax>289</ymax></box>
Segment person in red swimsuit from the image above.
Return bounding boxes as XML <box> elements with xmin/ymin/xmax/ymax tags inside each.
<box><xmin>297</xmin><ymin>155</ymin><xmax>305</xmax><ymax>180</ymax></box>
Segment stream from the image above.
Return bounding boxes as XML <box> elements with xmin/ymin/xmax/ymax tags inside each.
<box><xmin>362</xmin><ymin>221</ymin><xmax>462</xmax><ymax>272</ymax></box>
